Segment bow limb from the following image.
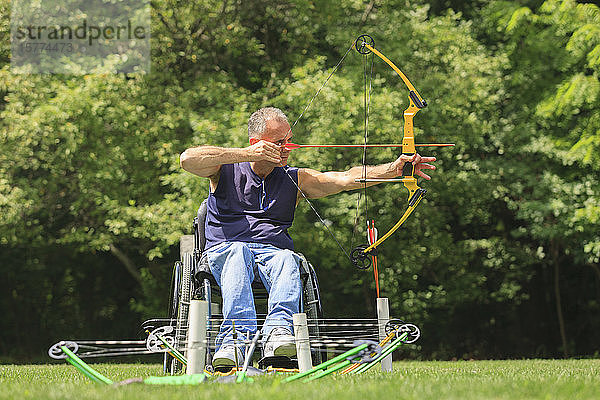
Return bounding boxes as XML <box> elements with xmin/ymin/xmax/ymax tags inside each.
<box><xmin>362</xmin><ymin>43</ymin><xmax>427</xmax><ymax>109</ymax></box>
<box><xmin>361</xmin><ymin>182</ymin><xmax>425</xmax><ymax>254</ymax></box>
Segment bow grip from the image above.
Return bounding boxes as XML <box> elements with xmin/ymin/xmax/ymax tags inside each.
<box><xmin>402</xmin><ymin>156</ymin><xmax>414</xmax><ymax>177</ymax></box>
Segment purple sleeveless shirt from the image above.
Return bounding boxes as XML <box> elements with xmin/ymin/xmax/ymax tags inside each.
<box><xmin>204</xmin><ymin>162</ymin><xmax>299</xmax><ymax>251</ymax></box>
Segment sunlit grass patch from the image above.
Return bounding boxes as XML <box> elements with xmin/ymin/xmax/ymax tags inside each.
<box><xmin>0</xmin><ymin>360</ymin><xmax>598</xmax><ymax>400</ymax></box>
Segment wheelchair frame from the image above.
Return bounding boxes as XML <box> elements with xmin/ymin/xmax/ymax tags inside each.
<box><xmin>165</xmin><ymin>200</ymin><xmax>323</xmax><ymax>373</ymax></box>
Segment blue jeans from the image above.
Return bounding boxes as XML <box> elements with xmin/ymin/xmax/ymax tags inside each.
<box><xmin>204</xmin><ymin>241</ymin><xmax>302</xmax><ymax>349</ymax></box>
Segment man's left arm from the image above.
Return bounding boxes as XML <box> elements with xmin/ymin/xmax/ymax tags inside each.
<box><xmin>297</xmin><ymin>153</ymin><xmax>436</xmax><ymax>199</ymax></box>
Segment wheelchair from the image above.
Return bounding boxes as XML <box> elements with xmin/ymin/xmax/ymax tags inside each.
<box><xmin>165</xmin><ymin>200</ymin><xmax>323</xmax><ymax>373</ymax></box>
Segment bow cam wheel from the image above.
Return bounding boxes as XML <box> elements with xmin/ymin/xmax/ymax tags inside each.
<box><xmin>351</xmin><ymin>245</ymin><xmax>373</xmax><ymax>270</ymax></box>
<box><xmin>355</xmin><ymin>34</ymin><xmax>375</xmax><ymax>54</ymax></box>
<box><xmin>48</xmin><ymin>341</ymin><xmax>78</xmax><ymax>359</ymax></box>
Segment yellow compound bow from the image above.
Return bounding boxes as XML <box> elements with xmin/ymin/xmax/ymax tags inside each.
<box><xmin>350</xmin><ymin>34</ymin><xmax>429</xmax><ymax>269</ymax></box>
<box><xmin>284</xmin><ymin>34</ymin><xmax>449</xmax><ymax>269</ymax></box>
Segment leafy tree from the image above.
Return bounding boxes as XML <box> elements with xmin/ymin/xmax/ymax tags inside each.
<box><xmin>479</xmin><ymin>0</ymin><xmax>600</xmax><ymax>357</ymax></box>
<box><xmin>1</xmin><ymin>0</ymin><xmax>599</xmax><ymax>360</ymax></box>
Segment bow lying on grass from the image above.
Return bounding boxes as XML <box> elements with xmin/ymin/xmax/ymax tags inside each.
<box><xmin>50</xmin><ymin>320</ymin><xmax>420</xmax><ymax>384</ymax></box>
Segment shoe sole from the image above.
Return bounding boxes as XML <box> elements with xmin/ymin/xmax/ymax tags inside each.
<box><xmin>212</xmin><ymin>358</ymin><xmax>236</xmax><ymax>369</ymax></box>
<box><xmin>273</xmin><ymin>343</ymin><xmax>297</xmax><ymax>358</ymax></box>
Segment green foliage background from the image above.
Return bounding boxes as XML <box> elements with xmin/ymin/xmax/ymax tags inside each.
<box><xmin>0</xmin><ymin>0</ymin><xmax>599</xmax><ymax>360</ymax></box>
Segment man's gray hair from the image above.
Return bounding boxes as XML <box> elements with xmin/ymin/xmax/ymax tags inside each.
<box><xmin>248</xmin><ymin>107</ymin><xmax>289</xmax><ymax>139</ymax></box>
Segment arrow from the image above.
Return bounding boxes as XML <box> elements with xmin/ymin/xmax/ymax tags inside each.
<box><xmin>284</xmin><ymin>142</ymin><xmax>454</xmax><ymax>150</ymax></box>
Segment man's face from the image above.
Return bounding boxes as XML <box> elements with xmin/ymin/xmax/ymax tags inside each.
<box><xmin>261</xmin><ymin>118</ymin><xmax>292</xmax><ymax>166</ymax></box>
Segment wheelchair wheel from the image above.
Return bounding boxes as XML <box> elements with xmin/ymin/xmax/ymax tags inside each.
<box><xmin>173</xmin><ymin>253</ymin><xmax>193</xmax><ymax>373</ymax></box>
<box><xmin>164</xmin><ymin>253</ymin><xmax>193</xmax><ymax>374</ymax></box>
<box><xmin>301</xmin><ymin>260</ymin><xmax>324</xmax><ymax>365</ymax></box>
<box><xmin>163</xmin><ymin>260</ymin><xmax>181</xmax><ymax>374</ymax></box>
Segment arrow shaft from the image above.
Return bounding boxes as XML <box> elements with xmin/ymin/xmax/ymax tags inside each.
<box><xmin>285</xmin><ymin>143</ymin><xmax>453</xmax><ymax>149</ymax></box>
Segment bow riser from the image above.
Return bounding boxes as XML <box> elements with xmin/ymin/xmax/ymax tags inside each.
<box><xmin>402</xmin><ymin>100</ymin><xmax>420</xmax><ymax>202</ymax></box>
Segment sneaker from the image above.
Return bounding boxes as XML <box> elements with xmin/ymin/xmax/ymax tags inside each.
<box><xmin>212</xmin><ymin>345</ymin><xmax>244</xmax><ymax>370</ymax></box>
<box><xmin>263</xmin><ymin>328</ymin><xmax>296</xmax><ymax>358</ymax></box>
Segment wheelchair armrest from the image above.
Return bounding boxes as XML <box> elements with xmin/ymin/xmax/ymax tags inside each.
<box><xmin>193</xmin><ymin>254</ymin><xmax>217</xmax><ymax>286</ymax></box>
<box><xmin>296</xmin><ymin>252</ymin><xmax>311</xmax><ymax>278</ymax></box>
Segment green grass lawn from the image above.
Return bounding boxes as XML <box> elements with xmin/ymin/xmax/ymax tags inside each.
<box><xmin>1</xmin><ymin>360</ymin><xmax>598</xmax><ymax>400</ymax></box>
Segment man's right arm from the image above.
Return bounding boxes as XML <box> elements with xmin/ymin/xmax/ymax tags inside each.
<box><xmin>179</xmin><ymin>142</ymin><xmax>283</xmax><ymax>177</ymax></box>
<box><xmin>180</xmin><ymin>146</ymin><xmax>249</xmax><ymax>177</ymax></box>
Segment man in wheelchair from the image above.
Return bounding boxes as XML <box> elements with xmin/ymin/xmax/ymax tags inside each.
<box><xmin>180</xmin><ymin>107</ymin><xmax>436</xmax><ymax>369</ymax></box>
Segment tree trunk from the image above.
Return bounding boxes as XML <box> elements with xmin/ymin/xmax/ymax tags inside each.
<box><xmin>551</xmin><ymin>240</ymin><xmax>568</xmax><ymax>358</ymax></box>
<box><xmin>109</xmin><ymin>243</ymin><xmax>142</xmax><ymax>284</ymax></box>
<box><xmin>590</xmin><ymin>263</ymin><xmax>600</xmax><ymax>299</ymax></box>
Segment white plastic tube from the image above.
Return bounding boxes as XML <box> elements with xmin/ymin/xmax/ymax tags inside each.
<box><xmin>293</xmin><ymin>313</ymin><xmax>313</xmax><ymax>372</ymax></box>
<box><xmin>377</xmin><ymin>297</ymin><xmax>392</xmax><ymax>372</ymax></box>
<box><xmin>186</xmin><ymin>300</ymin><xmax>208</xmax><ymax>374</ymax></box>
